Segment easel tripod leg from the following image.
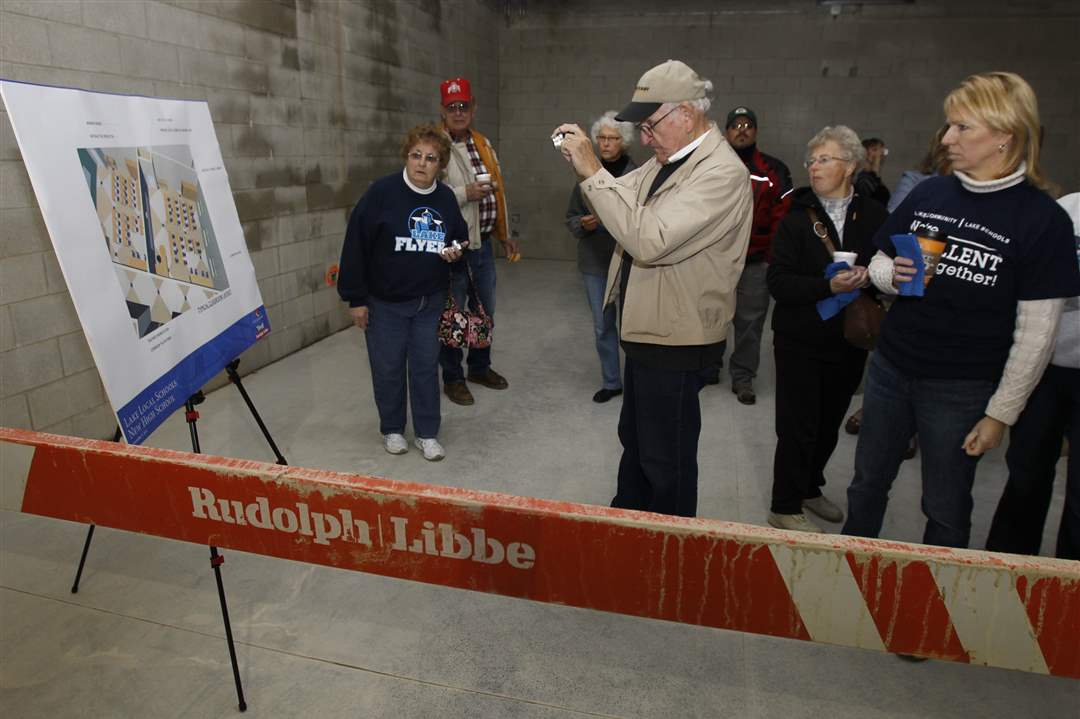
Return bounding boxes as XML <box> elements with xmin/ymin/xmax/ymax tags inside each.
<box><xmin>210</xmin><ymin>546</ymin><xmax>247</xmax><ymax>712</ymax></box>
<box><xmin>225</xmin><ymin>359</ymin><xmax>287</xmax><ymax>465</ymax></box>
<box><xmin>70</xmin><ymin>524</ymin><xmax>95</xmax><ymax>594</ymax></box>
<box><xmin>71</xmin><ymin>426</ymin><xmax>122</xmax><ymax>592</ymax></box>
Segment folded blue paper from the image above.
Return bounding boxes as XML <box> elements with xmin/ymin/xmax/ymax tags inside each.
<box><xmin>816</xmin><ymin>261</ymin><xmax>859</xmax><ymax>320</ymax></box>
<box><xmin>890</xmin><ymin>233</ymin><xmax>925</xmax><ymax>296</ymax></box>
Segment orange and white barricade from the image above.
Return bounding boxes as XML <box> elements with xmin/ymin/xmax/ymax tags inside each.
<box><xmin>2</xmin><ymin>427</ymin><xmax>1077</xmax><ymax>679</ymax></box>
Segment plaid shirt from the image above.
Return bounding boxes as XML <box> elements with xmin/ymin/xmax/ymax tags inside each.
<box><xmin>465</xmin><ymin>135</ymin><xmax>497</xmax><ymax>236</ymax></box>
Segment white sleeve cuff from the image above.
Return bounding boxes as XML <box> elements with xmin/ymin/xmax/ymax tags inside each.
<box><xmin>869</xmin><ymin>251</ymin><xmax>898</xmax><ymax>295</ymax></box>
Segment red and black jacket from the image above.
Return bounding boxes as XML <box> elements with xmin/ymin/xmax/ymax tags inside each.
<box><xmin>739</xmin><ymin>147</ymin><xmax>793</xmax><ymax>263</ymax></box>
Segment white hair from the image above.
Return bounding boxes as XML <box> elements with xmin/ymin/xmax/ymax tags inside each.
<box><xmin>590</xmin><ymin>110</ymin><xmax>634</xmax><ymax>145</ymax></box>
<box><xmin>687</xmin><ymin>78</ymin><xmax>713</xmax><ymax>114</ymax></box>
<box><xmin>806</xmin><ymin>125</ymin><xmax>866</xmax><ymax>166</ymax></box>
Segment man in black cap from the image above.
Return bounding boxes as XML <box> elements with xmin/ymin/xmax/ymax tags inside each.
<box><xmin>552</xmin><ymin>60</ymin><xmax>753</xmax><ymax>518</ymax></box>
<box><xmin>720</xmin><ymin>106</ymin><xmax>793</xmax><ymax>405</ymax></box>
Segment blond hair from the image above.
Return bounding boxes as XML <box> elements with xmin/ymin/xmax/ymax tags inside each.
<box><xmin>943</xmin><ymin>72</ymin><xmax>1054</xmax><ymax>192</ymax></box>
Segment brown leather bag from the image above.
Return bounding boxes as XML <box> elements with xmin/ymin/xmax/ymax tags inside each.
<box><xmin>807</xmin><ymin>207</ymin><xmax>884</xmax><ymax>351</ymax></box>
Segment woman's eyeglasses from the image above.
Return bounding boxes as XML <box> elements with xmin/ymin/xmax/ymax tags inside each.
<box><xmin>409</xmin><ymin>151</ymin><xmax>440</xmax><ymax>164</ymax></box>
<box><xmin>803</xmin><ymin>155</ymin><xmax>848</xmax><ymax>169</ymax></box>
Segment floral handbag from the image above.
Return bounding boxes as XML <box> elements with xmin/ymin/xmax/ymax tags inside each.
<box><xmin>437</xmin><ymin>261</ymin><xmax>493</xmax><ymax>349</ymax></box>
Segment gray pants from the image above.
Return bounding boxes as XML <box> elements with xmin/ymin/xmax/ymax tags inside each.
<box><xmin>729</xmin><ymin>261</ymin><xmax>770</xmax><ymax>387</ymax></box>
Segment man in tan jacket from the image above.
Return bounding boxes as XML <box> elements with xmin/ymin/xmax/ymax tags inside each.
<box><xmin>555</xmin><ymin>60</ymin><xmax>752</xmax><ymax>517</ymax></box>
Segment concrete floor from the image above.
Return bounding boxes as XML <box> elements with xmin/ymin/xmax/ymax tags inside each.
<box><xmin>2</xmin><ymin>259</ymin><xmax>1076</xmax><ymax>717</ymax></box>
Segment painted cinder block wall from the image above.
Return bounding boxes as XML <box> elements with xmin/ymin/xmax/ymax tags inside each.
<box><xmin>501</xmin><ymin>0</ymin><xmax>1080</xmax><ymax>260</ymax></box>
<box><xmin>0</xmin><ymin>0</ymin><xmax>502</xmax><ymax>438</ymax></box>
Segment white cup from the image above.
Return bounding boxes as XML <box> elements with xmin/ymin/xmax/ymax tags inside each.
<box><xmin>475</xmin><ymin>173</ymin><xmax>491</xmax><ymax>184</ymax></box>
<box><xmin>833</xmin><ymin>251</ymin><xmax>858</xmax><ymax>268</ymax></box>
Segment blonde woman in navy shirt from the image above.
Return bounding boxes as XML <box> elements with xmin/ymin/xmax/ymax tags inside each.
<box><xmin>843</xmin><ymin>72</ymin><xmax>1080</xmax><ymax>548</ymax></box>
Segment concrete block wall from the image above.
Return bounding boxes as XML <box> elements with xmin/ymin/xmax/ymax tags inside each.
<box><xmin>1</xmin><ymin>0</ymin><xmax>501</xmax><ymax>439</ymax></box>
<box><xmin>499</xmin><ymin>0</ymin><xmax>1080</xmax><ymax>260</ymax></box>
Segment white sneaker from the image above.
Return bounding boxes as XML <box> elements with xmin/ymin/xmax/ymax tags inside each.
<box><xmin>414</xmin><ymin>437</ymin><xmax>445</xmax><ymax>462</ymax></box>
<box><xmin>767</xmin><ymin>512</ymin><xmax>822</xmax><ymax>533</ymax></box>
<box><xmin>383</xmin><ymin>433</ymin><xmax>408</xmax><ymax>455</ymax></box>
<box><xmin>803</xmin><ymin>495</ymin><xmax>845</xmax><ymax>523</ymax></box>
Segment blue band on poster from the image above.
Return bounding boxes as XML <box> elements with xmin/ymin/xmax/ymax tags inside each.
<box><xmin>118</xmin><ymin>306</ymin><xmax>270</xmax><ymax>444</ymax></box>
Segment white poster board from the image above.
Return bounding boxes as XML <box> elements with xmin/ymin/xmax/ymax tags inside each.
<box><xmin>1</xmin><ymin>81</ymin><xmax>269</xmax><ymax>444</ymax></box>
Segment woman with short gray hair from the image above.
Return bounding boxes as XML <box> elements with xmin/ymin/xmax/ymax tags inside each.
<box><xmin>765</xmin><ymin>124</ymin><xmax>888</xmax><ymax>532</ymax></box>
<box><xmin>566</xmin><ymin>111</ymin><xmax>637</xmax><ymax>402</ymax></box>
<box><xmin>590</xmin><ymin>111</ymin><xmax>634</xmax><ymax>147</ymax></box>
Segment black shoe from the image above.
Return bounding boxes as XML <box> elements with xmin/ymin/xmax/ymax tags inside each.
<box><xmin>896</xmin><ymin>653</ymin><xmax>929</xmax><ymax>663</ymax></box>
<box><xmin>732</xmin><ymin>383</ymin><xmax>756</xmax><ymax>405</ymax></box>
<box><xmin>467</xmin><ymin>368</ymin><xmax>509</xmax><ymax>390</ymax></box>
<box><xmin>592</xmin><ymin>388</ymin><xmax>623</xmax><ymax>403</ymax></box>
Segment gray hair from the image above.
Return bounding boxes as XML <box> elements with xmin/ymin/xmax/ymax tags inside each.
<box><xmin>806</xmin><ymin>125</ymin><xmax>866</xmax><ymax>166</ymax></box>
<box><xmin>590</xmin><ymin>110</ymin><xmax>634</xmax><ymax>145</ymax></box>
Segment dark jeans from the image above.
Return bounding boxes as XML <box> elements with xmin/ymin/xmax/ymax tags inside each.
<box><xmin>986</xmin><ymin>364</ymin><xmax>1080</xmax><ymax>560</ymax></box>
<box><xmin>365</xmin><ymin>291</ymin><xmax>444</xmax><ymax>439</ymax></box>
<box><xmin>843</xmin><ymin>352</ymin><xmax>996</xmax><ymax>548</ymax></box>
<box><xmin>440</xmin><ymin>238</ymin><xmax>496</xmax><ymax>382</ymax></box>
<box><xmin>771</xmin><ymin>344</ymin><xmax>866</xmax><ymax>514</ymax></box>
<box><xmin>611</xmin><ymin>356</ymin><xmax>705</xmax><ymax>517</ymax></box>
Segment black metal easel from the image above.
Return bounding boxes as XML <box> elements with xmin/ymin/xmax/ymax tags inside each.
<box><xmin>70</xmin><ymin>359</ymin><xmax>286</xmax><ymax>712</ymax></box>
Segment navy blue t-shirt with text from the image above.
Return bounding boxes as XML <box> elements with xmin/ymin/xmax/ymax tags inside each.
<box><xmin>874</xmin><ymin>175</ymin><xmax>1080</xmax><ymax>380</ymax></box>
<box><xmin>338</xmin><ymin>172</ymin><xmax>468</xmax><ymax>307</ymax></box>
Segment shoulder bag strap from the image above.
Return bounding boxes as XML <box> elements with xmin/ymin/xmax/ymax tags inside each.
<box><xmin>805</xmin><ymin>207</ymin><xmax>838</xmax><ymax>255</ymax></box>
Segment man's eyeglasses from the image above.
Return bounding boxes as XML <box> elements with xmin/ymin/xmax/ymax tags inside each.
<box><xmin>408</xmin><ymin>151</ymin><xmax>440</xmax><ymax>164</ymax></box>
<box><xmin>728</xmin><ymin>121</ymin><xmax>754</xmax><ymax>131</ymax></box>
<box><xmin>803</xmin><ymin>155</ymin><xmax>848</xmax><ymax>168</ymax></box>
<box><xmin>445</xmin><ymin>102</ymin><xmax>472</xmax><ymax>114</ymax></box>
<box><xmin>635</xmin><ymin>106</ymin><xmax>680</xmax><ymax>136</ymax></box>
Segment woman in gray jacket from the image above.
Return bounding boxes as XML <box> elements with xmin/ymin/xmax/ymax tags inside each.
<box><xmin>565</xmin><ymin>111</ymin><xmax>637</xmax><ymax>403</ymax></box>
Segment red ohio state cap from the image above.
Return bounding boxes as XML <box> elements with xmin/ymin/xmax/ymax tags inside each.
<box><xmin>440</xmin><ymin>77</ymin><xmax>473</xmax><ymax>106</ymax></box>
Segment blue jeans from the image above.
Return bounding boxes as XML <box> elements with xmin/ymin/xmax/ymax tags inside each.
<box><xmin>581</xmin><ymin>271</ymin><xmax>621</xmax><ymax>390</ymax></box>
<box><xmin>365</xmin><ymin>291</ymin><xmax>444</xmax><ymax>439</ymax></box>
<box><xmin>843</xmin><ymin>352</ymin><xmax>996</xmax><ymax>548</ymax></box>
<box><xmin>440</xmin><ymin>239</ymin><xmax>496</xmax><ymax>382</ymax></box>
<box><xmin>612</xmin><ymin>356</ymin><xmax>705</xmax><ymax>517</ymax></box>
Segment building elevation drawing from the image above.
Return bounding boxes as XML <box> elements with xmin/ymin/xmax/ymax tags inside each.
<box><xmin>78</xmin><ymin>146</ymin><xmax>229</xmax><ymax>338</ymax></box>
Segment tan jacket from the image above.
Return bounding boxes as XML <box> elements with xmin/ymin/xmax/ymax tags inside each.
<box><xmin>581</xmin><ymin>127</ymin><xmax>753</xmax><ymax>346</ymax></box>
<box><xmin>442</xmin><ymin>129</ymin><xmax>509</xmax><ymax>250</ymax></box>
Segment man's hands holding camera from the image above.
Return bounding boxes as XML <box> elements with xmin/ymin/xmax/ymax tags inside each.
<box><xmin>552</xmin><ymin>123</ymin><xmax>602</xmax><ymax>180</ymax></box>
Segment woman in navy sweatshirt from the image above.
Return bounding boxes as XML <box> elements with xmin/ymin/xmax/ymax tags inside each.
<box><xmin>338</xmin><ymin>124</ymin><xmax>468</xmax><ymax>461</ymax></box>
<box><xmin>843</xmin><ymin>73</ymin><xmax>1080</xmax><ymax>548</ymax></box>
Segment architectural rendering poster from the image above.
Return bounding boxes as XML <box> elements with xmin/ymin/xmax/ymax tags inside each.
<box><xmin>1</xmin><ymin>81</ymin><xmax>268</xmax><ymax>444</ymax></box>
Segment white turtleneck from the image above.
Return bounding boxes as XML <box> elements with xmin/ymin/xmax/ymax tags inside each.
<box><xmin>403</xmin><ymin>168</ymin><xmax>436</xmax><ymax>195</ymax></box>
<box><xmin>953</xmin><ymin>162</ymin><xmax>1027</xmax><ymax>194</ymax></box>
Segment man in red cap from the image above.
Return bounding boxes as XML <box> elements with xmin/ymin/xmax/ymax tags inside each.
<box><xmin>437</xmin><ymin>76</ymin><xmax>518</xmax><ymax>406</ymax></box>
<box><xmin>553</xmin><ymin>60</ymin><xmax>753</xmax><ymax>518</ymax></box>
